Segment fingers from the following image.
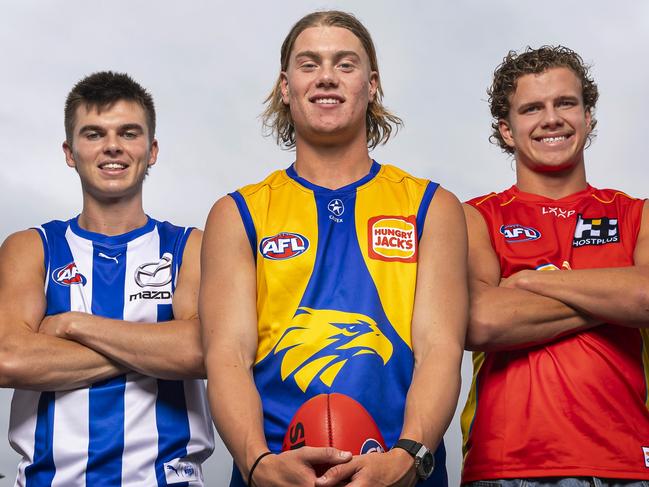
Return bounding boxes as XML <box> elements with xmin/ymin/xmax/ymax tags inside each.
<box><xmin>296</xmin><ymin>446</ymin><xmax>352</xmax><ymax>465</ymax></box>
<box><xmin>314</xmin><ymin>459</ymin><xmax>358</xmax><ymax>486</ymax></box>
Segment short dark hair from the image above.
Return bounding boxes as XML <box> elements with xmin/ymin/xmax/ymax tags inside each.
<box><xmin>64</xmin><ymin>71</ymin><xmax>156</xmax><ymax>143</ymax></box>
<box><xmin>261</xmin><ymin>10</ymin><xmax>402</xmax><ymax>150</ymax></box>
<box><xmin>489</xmin><ymin>45</ymin><xmax>599</xmax><ymax>154</ymax></box>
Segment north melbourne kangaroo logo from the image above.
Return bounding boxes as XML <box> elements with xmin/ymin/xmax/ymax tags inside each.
<box><xmin>272</xmin><ymin>308</ymin><xmax>393</xmax><ymax>392</ymax></box>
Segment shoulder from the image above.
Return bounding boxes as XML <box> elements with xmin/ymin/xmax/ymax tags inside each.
<box><xmin>376</xmin><ymin>163</ymin><xmax>432</xmax><ymax>189</ymax></box>
<box><xmin>236</xmin><ymin>169</ymin><xmax>292</xmax><ymax>198</ymax></box>
<box><xmin>0</xmin><ymin>229</ymin><xmax>45</xmax><ymax>271</ymax></box>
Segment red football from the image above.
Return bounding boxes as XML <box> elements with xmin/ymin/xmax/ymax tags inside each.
<box><xmin>282</xmin><ymin>393</ymin><xmax>386</xmax><ymax>459</ymax></box>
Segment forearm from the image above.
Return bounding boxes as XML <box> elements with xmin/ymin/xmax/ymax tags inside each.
<box><xmin>466</xmin><ymin>285</ymin><xmax>598</xmax><ymax>351</ymax></box>
<box><xmin>207</xmin><ymin>351</ymin><xmax>268</xmax><ymax>479</ymax></box>
<box><xmin>400</xmin><ymin>342</ymin><xmax>463</xmax><ymax>450</ymax></box>
<box><xmin>0</xmin><ymin>329</ymin><xmax>124</xmax><ymax>391</ymax></box>
<box><xmin>514</xmin><ymin>266</ymin><xmax>649</xmax><ymax>327</ymax></box>
<box><xmin>60</xmin><ymin>315</ymin><xmax>205</xmax><ymax>379</ymax></box>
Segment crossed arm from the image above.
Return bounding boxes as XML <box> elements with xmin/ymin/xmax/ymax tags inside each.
<box><xmin>464</xmin><ymin>200</ymin><xmax>649</xmax><ymax>352</ymax></box>
<box><xmin>0</xmin><ymin>228</ymin><xmax>205</xmax><ymax>392</ymax></box>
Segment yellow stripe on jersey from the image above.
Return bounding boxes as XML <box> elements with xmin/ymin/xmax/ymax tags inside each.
<box><xmin>461</xmin><ymin>351</ymin><xmax>486</xmax><ymax>460</ymax></box>
<box><xmin>237</xmin><ymin>170</ymin><xmax>319</xmax><ymax>364</ymax></box>
<box><xmin>356</xmin><ymin>165</ymin><xmax>429</xmax><ymax>348</ymax></box>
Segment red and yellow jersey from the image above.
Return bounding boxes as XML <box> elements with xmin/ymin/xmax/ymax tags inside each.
<box><xmin>229</xmin><ymin>162</ymin><xmax>447</xmax><ymax>487</ymax></box>
<box><xmin>461</xmin><ymin>184</ymin><xmax>648</xmax><ymax>481</ymax></box>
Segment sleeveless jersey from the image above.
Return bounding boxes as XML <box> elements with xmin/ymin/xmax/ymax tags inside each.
<box><xmin>10</xmin><ymin>217</ymin><xmax>214</xmax><ymax>487</ymax></box>
<box><xmin>229</xmin><ymin>161</ymin><xmax>446</xmax><ymax>486</ymax></box>
<box><xmin>461</xmin><ymin>184</ymin><xmax>649</xmax><ymax>481</ymax></box>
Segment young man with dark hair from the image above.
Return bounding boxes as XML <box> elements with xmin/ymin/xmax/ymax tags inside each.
<box><xmin>201</xmin><ymin>10</ymin><xmax>467</xmax><ymax>487</ymax></box>
<box><xmin>461</xmin><ymin>46</ymin><xmax>649</xmax><ymax>486</ymax></box>
<box><xmin>0</xmin><ymin>71</ymin><xmax>214</xmax><ymax>485</ymax></box>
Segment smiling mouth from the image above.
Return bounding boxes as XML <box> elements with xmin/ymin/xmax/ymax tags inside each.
<box><xmin>536</xmin><ymin>135</ymin><xmax>570</xmax><ymax>144</ymax></box>
<box><xmin>99</xmin><ymin>162</ymin><xmax>128</xmax><ymax>170</ymax></box>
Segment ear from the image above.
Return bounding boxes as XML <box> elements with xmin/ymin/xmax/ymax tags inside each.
<box><xmin>62</xmin><ymin>141</ymin><xmax>76</xmax><ymax>168</ymax></box>
<box><xmin>368</xmin><ymin>71</ymin><xmax>378</xmax><ymax>102</ymax></box>
<box><xmin>148</xmin><ymin>139</ymin><xmax>159</xmax><ymax>168</ymax></box>
<box><xmin>280</xmin><ymin>72</ymin><xmax>290</xmax><ymax>105</ymax></box>
<box><xmin>498</xmin><ymin>119</ymin><xmax>516</xmax><ymax>149</ymax></box>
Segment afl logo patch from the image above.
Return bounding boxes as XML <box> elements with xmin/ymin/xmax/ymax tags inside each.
<box><xmin>360</xmin><ymin>438</ymin><xmax>385</xmax><ymax>454</ymax></box>
<box><xmin>52</xmin><ymin>262</ymin><xmax>87</xmax><ymax>286</ymax></box>
<box><xmin>260</xmin><ymin>232</ymin><xmax>310</xmax><ymax>260</ymax></box>
<box><xmin>500</xmin><ymin>224</ymin><xmax>541</xmax><ymax>243</ymax></box>
<box><xmin>368</xmin><ymin>215</ymin><xmax>417</xmax><ymax>262</ymax></box>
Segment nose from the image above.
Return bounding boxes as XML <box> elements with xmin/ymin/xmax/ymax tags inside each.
<box><xmin>541</xmin><ymin>104</ymin><xmax>563</xmax><ymax>129</ymax></box>
<box><xmin>316</xmin><ymin>62</ymin><xmax>338</xmax><ymax>88</ymax></box>
<box><xmin>103</xmin><ymin>133</ymin><xmax>123</xmax><ymax>155</ymax></box>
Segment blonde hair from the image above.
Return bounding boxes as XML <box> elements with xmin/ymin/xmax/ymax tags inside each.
<box><xmin>262</xmin><ymin>10</ymin><xmax>402</xmax><ymax>150</ymax></box>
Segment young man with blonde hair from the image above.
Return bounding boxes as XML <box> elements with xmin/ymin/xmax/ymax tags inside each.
<box><xmin>201</xmin><ymin>10</ymin><xmax>467</xmax><ymax>487</ymax></box>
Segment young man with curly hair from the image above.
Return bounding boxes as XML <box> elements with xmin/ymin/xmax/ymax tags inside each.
<box><xmin>461</xmin><ymin>46</ymin><xmax>649</xmax><ymax>486</ymax></box>
<box><xmin>200</xmin><ymin>10</ymin><xmax>468</xmax><ymax>487</ymax></box>
<box><xmin>0</xmin><ymin>72</ymin><xmax>214</xmax><ymax>485</ymax></box>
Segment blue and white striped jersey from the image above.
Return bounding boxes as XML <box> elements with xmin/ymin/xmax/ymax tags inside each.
<box><xmin>9</xmin><ymin>216</ymin><xmax>214</xmax><ymax>487</ymax></box>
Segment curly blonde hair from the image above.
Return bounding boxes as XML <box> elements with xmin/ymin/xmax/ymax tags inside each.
<box><xmin>262</xmin><ymin>10</ymin><xmax>402</xmax><ymax>150</ymax></box>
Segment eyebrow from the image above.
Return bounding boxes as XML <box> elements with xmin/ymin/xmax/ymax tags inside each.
<box><xmin>78</xmin><ymin>123</ymin><xmax>144</xmax><ymax>134</ymax></box>
<box><xmin>294</xmin><ymin>50</ymin><xmax>361</xmax><ymax>63</ymax></box>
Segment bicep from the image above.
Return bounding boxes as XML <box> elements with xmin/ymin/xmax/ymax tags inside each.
<box><xmin>464</xmin><ymin>203</ymin><xmax>501</xmax><ymax>292</ymax></box>
<box><xmin>172</xmin><ymin>229</ymin><xmax>202</xmax><ymax>320</ymax></box>
<box><xmin>199</xmin><ymin>196</ymin><xmax>259</xmax><ymax>368</ymax></box>
<box><xmin>634</xmin><ymin>200</ymin><xmax>649</xmax><ymax>265</ymax></box>
<box><xmin>0</xmin><ymin>230</ymin><xmax>46</xmax><ymax>336</ymax></box>
<box><xmin>411</xmin><ymin>188</ymin><xmax>468</xmax><ymax>358</ymax></box>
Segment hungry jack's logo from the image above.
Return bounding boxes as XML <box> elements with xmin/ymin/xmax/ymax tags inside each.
<box><xmin>368</xmin><ymin>216</ymin><xmax>417</xmax><ymax>262</ymax></box>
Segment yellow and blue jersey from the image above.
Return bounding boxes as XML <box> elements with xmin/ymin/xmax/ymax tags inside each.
<box><xmin>229</xmin><ymin>161</ymin><xmax>446</xmax><ymax>486</ymax></box>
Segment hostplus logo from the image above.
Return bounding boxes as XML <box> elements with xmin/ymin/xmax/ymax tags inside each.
<box><xmin>572</xmin><ymin>214</ymin><xmax>619</xmax><ymax>247</ymax></box>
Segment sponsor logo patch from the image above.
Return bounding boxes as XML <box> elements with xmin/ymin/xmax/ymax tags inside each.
<box><xmin>135</xmin><ymin>253</ymin><xmax>173</xmax><ymax>288</ymax></box>
<box><xmin>643</xmin><ymin>446</ymin><xmax>649</xmax><ymax>467</ymax></box>
<box><xmin>361</xmin><ymin>438</ymin><xmax>385</xmax><ymax>454</ymax></box>
<box><xmin>500</xmin><ymin>224</ymin><xmax>541</xmax><ymax>243</ymax></box>
<box><xmin>52</xmin><ymin>262</ymin><xmax>87</xmax><ymax>286</ymax></box>
<box><xmin>368</xmin><ymin>216</ymin><xmax>417</xmax><ymax>262</ymax></box>
<box><xmin>260</xmin><ymin>232</ymin><xmax>309</xmax><ymax>260</ymax></box>
<box><xmin>328</xmin><ymin>198</ymin><xmax>345</xmax><ymax>223</ymax></box>
<box><xmin>572</xmin><ymin>214</ymin><xmax>619</xmax><ymax>247</ymax></box>
<box><xmin>541</xmin><ymin>206</ymin><xmax>576</xmax><ymax>219</ymax></box>
<box><xmin>163</xmin><ymin>459</ymin><xmax>200</xmax><ymax>484</ymax></box>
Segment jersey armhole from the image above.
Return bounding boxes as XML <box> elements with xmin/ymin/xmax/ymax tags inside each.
<box><xmin>416</xmin><ymin>181</ymin><xmax>440</xmax><ymax>240</ymax></box>
<box><xmin>31</xmin><ymin>226</ymin><xmax>50</xmax><ymax>293</ymax></box>
<box><xmin>173</xmin><ymin>226</ymin><xmax>194</xmax><ymax>287</ymax></box>
<box><xmin>229</xmin><ymin>191</ymin><xmax>257</xmax><ymax>256</ymax></box>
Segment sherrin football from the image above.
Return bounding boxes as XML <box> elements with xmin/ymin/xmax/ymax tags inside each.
<box><xmin>282</xmin><ymin>393</ymin><xmax>386</xmax><ymax>458</ymax></box>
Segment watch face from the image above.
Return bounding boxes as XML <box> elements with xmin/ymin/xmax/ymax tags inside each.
<box><xmin>419</xmin><ymin>451</ymin><xmax>435</xmax><ymax>477</ymax></box>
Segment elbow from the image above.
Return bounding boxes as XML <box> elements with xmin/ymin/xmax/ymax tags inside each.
<box><xmin>464</xmin><ymin>308</ymin><xmax>500</xmax><ymax>352</ymax></box>
<box><xmin>0</xmin><ymin>347</ymin><xmax>29</xmax><ymax>388</ymax></box>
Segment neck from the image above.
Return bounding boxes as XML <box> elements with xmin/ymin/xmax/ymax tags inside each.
<box><xmin>78</xmin><ymin>192</ymin><xmax>147</xmax><ymax>236</ymax></box>
<box><xmin>516</xmin><ymin>161</ymin><xmax>588</xmax><ymax>200</ymax></box>
<box><xmin>293</xmin><ymin>137</ymin><xmax>372</xmax><ymax>189</ymax></box>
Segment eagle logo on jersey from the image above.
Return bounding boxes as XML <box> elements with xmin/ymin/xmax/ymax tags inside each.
<box><xmin>52</xmin><ymin>262</ymin><xmax>87</xmax><ymax>286</ymax></box>
<box><xmin>272</xmin><ymin>308</ymin><xmax>393</xmax><ymax>392</ymax></box>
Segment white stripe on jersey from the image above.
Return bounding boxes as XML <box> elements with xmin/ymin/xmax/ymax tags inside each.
<box><xmin>10</xmin><ymin>390</ymin><xmax>39</xmax><ymax>487</ymax></box>
<box><xmin>121</xmin><ymin>228</ymin><xmax>164</xmax><ymax>485</ymax></box>
<box><xmin>50</xmin><ymin>390</ymin><xmax>90</xmax><ymax>487</ymax></box>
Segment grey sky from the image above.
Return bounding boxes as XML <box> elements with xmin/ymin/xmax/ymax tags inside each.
<box><xmin>1</xmin><ymin>1</ymin><xmax>647</xmax><ymax>485</ymax></box>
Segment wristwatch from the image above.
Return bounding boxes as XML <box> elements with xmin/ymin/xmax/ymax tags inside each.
<box><xmin>392</xmin><ymin>439</ymin><xmax>435</xmax><ymax>480</ymax></box>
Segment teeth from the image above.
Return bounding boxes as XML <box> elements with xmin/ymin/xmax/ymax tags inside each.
<box><xmin>102</xmin><ymin>163</ymin><xmax>126</xmax><ymax>169</ymax></box>
<box><xmin>541</xmin><ymin>136</ymin><xmax>566</xmax><ymax>143</ymax></box>
<box><xmin>315</xmin><ymin>98</ymin><xmax>340</xmax><ymax>104</ymax></box>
